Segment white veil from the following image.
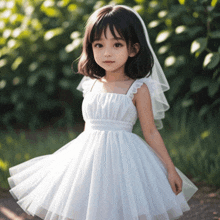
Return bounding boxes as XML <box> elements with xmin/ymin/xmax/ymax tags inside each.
<box><xmin>76</xmin><ymin>5</ymin><xmax>170</xmax><ymax>129</ymax></box>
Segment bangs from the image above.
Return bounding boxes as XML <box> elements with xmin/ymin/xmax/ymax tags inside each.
<box><xmin>90</xmin><ymin>15</ymin><xmax>128</xmax><ymax>44</ymax></box>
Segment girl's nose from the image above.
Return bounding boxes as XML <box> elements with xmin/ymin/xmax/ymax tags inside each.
<box><xmin>104</xmin><ymin>48</ymin><xmax>111</xmax><ymax>57</ymax></box>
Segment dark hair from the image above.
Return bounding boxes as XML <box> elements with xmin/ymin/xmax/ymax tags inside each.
<box><xmin>74</xmin><ymin>5</ymin><xmax>154</xmax><ymax>79</ymax></box>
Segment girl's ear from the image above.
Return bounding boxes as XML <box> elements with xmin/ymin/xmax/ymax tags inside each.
<box><xmin>129</xmin><ymin>43</ymin><xmax>140</xmax><ymax>57</ymax></box>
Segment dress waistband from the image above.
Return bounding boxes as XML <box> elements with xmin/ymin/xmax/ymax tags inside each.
<box><xmin>85</xmin><ymin>119</ymin><xmax>133</xmax><ymax>132</ymax></box>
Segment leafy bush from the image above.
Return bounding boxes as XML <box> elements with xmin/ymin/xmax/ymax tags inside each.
<box><xmin>0</xmin><ymin>0</ymin><xmax>95</xmax><ymax>129</ymax></box>
<box><xmin>139</xmin><ymin>0</ymin><xmax>220</xmax><ymax>117</ymax></box>
<box><xmin>0</xmin><ymin>0</ymin><xmax>219</xmax><ymax>130</ymax></box>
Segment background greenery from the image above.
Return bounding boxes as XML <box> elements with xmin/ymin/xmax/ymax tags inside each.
<box><xmin>0</xmin><ymin>0</ymin><xmax>220</xmax><ymax>189</ymax></box>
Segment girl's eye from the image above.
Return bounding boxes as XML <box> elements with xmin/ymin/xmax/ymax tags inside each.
<box><xmin>93</xmin><ymin>42</ymin><xmax>123</xmax><ymax>48</ymax></box>
<box><xmin>115</xmin><ymin>43</ymin><xmax>123</xmax><ymax>47</ymax></box>
<box><xmin>94</xmin><ymin>43</ymin><xmax>102</xmax><ymax>48</ymax></box>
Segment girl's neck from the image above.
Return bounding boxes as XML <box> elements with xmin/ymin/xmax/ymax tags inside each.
<box><xmin>101</xmin><ymin>74</ymin><xmax>131</xmax><ymax>83</ymax></box>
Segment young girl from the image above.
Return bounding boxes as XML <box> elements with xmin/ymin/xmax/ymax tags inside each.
<box><xmin>8</xmin><ymin>5</ymin><xmax>198</xmax><ymax>220</ymax></box>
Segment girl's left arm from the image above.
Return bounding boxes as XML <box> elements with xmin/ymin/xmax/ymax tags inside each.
<box><xmin>134</xmin><ymin>83</ymin><xmax>183</xmax><ymax>195</ymax></box>
<box><xmin>134</xmin><ymin>83</ymin><xmax>175</xmax><ymax>171</ymax></box>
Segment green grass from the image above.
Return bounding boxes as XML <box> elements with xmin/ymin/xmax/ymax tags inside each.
<box><xmin>0</xmin><ymin>128</ymin><xmax>80</xmax><ymax>189</ymax></box>
<box><xmin>133</xmin><ymin>110</ymin><xmax>220</xmax><ymax>188</ymax></box>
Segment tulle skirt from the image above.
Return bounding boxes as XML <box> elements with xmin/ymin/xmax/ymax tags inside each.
<box><xmin>8</xmin><ymin>130</ymin><xmax>198</xmax><ymax>220</ymax></box>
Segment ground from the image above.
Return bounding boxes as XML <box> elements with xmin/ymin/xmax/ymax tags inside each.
<box><xmin>0</xmin><ymin>181</ymin><xmax>220</xmax><ymax>220</ymax></box>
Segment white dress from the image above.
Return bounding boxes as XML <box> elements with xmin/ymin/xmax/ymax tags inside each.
<box><xmin>8</xmin><ymin>77</ymin><xmax>198</xmax><ymax>220</ymax></box>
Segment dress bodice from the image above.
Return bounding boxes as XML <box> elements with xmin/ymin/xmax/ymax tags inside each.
<box><xmin>78</xmin><ymin>76</ymin><xmax>170</xmax><ymax>130</ymax></box>
<box><xmin>82</xmin><ymin>92</ymin><xmax>138</xmax><ymax>127</ymax></box>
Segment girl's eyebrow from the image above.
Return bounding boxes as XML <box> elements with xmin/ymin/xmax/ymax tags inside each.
<box><xmin>93</xmin><ymin>37</ymin><xmax>124</xmax><ymax>42</ymax></box>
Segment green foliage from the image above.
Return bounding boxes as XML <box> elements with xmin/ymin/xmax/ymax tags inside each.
<box><xmin>0</xmin><ymin>0</ymin><xmax>220</xmax><ymax>130</ymax></box>
<box><xmin>0</xmin><ymin>0</ymin><xmax>96</xmax><ymax>129</ymax></box>
<box><xmin>142</xmin><ymin>0</ymin><xmax>220</xmax><ymax>117</ymax></box>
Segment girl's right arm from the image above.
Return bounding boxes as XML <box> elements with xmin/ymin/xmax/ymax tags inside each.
<box><xmin>84</xmin><ymin>123</ymin><xmax>86</xmax><ymax>131</ymax></box>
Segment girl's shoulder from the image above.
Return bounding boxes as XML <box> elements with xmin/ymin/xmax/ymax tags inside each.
<box><xmin>76</xmin><ymin>76</ymin><xmax>96</xmax><ymax>97</ymax></box>
<box><xmin>126</xmin><ymin>77</ymin><xmax>156</xmax><ymax>99</ymax></box>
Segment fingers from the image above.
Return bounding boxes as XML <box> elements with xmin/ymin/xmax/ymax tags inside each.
<box><xmin>174</xmin><ymin>180</ymin><xmax>183</xmax><ymax>195</ymax></box>
<box><xmin>170</xmin><ymin>180</ymin><xmax>182</xmax><ymax>195</ymax></box>
<box><xmin>168</xmin><ymin>172</ymin><xmax>183</xmax><ymax>195</ymax></box>
<box><xmin>175</xmin><ymin>183</ymin><xmax>182</xmax><ymax>195</ymax></box>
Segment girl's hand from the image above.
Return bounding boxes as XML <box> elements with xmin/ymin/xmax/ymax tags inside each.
<box><xmin>167</xmin><ymin>169</ymin><xmax>183</xmax><ymax>195</ymax></box>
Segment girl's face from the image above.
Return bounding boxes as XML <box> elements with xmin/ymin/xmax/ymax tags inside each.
<box><xmin>92</xmin><ymin>26</ymin><xmax>134</xmax><ymax>76</ymax></box>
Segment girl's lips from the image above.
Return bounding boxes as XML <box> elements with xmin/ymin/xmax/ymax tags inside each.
<box><xmin>104</xmin><ymin>61</ymin><xmax>115</xmax><ymax>63</ymax></box>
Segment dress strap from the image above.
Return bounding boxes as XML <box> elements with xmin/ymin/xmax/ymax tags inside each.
<box><xmin>126</xmin><ymin>79</ymin><xmax>137</xmax><ymax>97</ymax></box>
<box><xmin>76</xmin><ymin>76</ymin><xmax>96</xmax><ymax>97</ymax></box>
<box><xmin>126</xmin><ymin>77</ymin><xmax>170</xmax><ymax>129</ymax></box>
<box><xmin>126</xmin><ymin>78</ymin><xmax>154</xmax><ymax>100</ymax></box>
<box><xmin>90</xmin><ymin>79</ymin><xmax>98</xmax><ymax>92</ymax></box>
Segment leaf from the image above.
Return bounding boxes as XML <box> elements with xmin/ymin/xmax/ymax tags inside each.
<box><xmin>199</xmin><ymin>105</ymin><xmax>209</xmax><ymax>117</ymax></box>
<box><xmin>28</xmin><ymin>62</ymin><xmax>39</xmax><ymax>72</ymax></box>
<box><xmin>0</xmin><ymin>59</ymin><xmax>7</xmax><ymax>68</ymax></box>
<box><xmin>44</xmin><ymin>28</ymin><xmax>63</xmax><ymax>41</ymax></box>
<box><xmin>65</xmin><ymin>38</ymin><xmax>82</xmax><ymax>53</ymax></box>
<box><xmin>191</xmin><ymin>38</ymin><xmax>207</xmax><ymax>54</ymax></box>
<box><xmin>190</xmin><ymin>77</ymin><xmax>209</xmax><ymax>92</ymax></box>
<box><xmin>70</xmin><ymin>31</ymin><xmax>81</xmax><ymax>40</ymax></box>
<box><xmin>181</xmin><ymin>99</ymin><xmax>194</xmax><ymax>107</ymax></box>
<box><xmin>57</xmin><ymin>0</ymin><xmax>70</xmax><ymax>7</ymax></box>
<box><xmin>164</xmin><ymin>56</ymin><xmax>176</xmax><ymax>67</ymax></box>
<box><xmin>0</xmin><ymin>38</ymin><xmax>6</xmax><ymax>45</ymax></box>
<box><xmin>41</xmin><ymin>3</ymin><xmax>61</xmax><ymax>17</ymax></box>
<box><xmin>203</xmin><ymin>53</ymin><xmax>220</xmax><ymax>69</ymax></box>
<box><xmin>148</xmin><ymin>20</ymin><xmax>160</xmax><ymax>28</ymax></box>
<box><xmin>175</xmin><ymin>25</ymin><xmax>186</xmax><ymax>34</ymax></box>
<box><xmin>67</xmin><ymin>4</ymin><xmax>77</xmax><ymax>11</ymax></box>
<box><xmin>27</xmin><ymin>75</ymin><xmax>38</xmax><ymax>87</ymax></box>
<box><xmin>155</xmin><ymin>30</ymin><xmax>172</xmax><ymax>43</ymax></box>
<box><xmin>59</xmin><ymin>79</ymin><xmax>70</xmax><ymax>89</ymax></box>
<box><xmin>208</xmin><ymin>81</ymin><xmax>219</xmax><ymax>97</ymax></box>
<box><xmin>62</xmin><ymin>65</ymin><xmax>72</xmax><ymax>76</ymax></box>
<box><xmin>158</xmin><ymin>45</ymin><xmax>170</xmax><ymax>54</ymax></box>
<box><xmin>201</xmin><ymin>130</ymin><xmax>210</xmax><ymax>139</ymax></box>
<box><xmin>211</xmin><ymin>0</ymin><xmax>218</xmax><ymax>7</ymax></box>
<box><xmin>31</xmin><ymin>19</ymin><xmax>42</xmax><ymax>31</ymax></box>
<box><xmin>178</xmin><ymin>0</ymin><xmax>185</xmax><ymax>5</ymax></box>
<box><xmin>212</xmin><ymin>12</ymin><xmax>220</xmax><ymax>17</ymax></box>
<box><xmin>209</xmin><ymin>31</ymin><xmax>220</xmax><ymax>38</ymax></box>
<box><xmin>0</xmin><ymin>79</ymin><xmax>6</xmax><ymax>89</ymax></box>
<box><xmin>11</xmin><ymin>56</ymin><xmax>23</xmax><ymax>70</ymax></box>
<box><xmin>187</xmin><ymin>27</ymin><xmax>203</xmax><ymax>38</ymax></box>
<box><xmin>158</xmin><ymin>10</ymin><xmax>168</xmax><ymax>18</ymax></box>
<box><xmin>211</xmin><ymin>98</ymin><xmax>220</xmax><ymax>109</ymax></box>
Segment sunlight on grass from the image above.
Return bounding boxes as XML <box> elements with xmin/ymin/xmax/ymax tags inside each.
<box><xmin>133</xmin><ymin>110</ymin><xmax>220</xmax><ymax>187</ymax></box>
<box><xmin>0</xmin><ymin>206</ymin><xmax>24</xmax><ymax>220</ymax></box>
<box><xmin>0</xmin><ymin>129</ymin><xmax>80</xmax><ymax>189</ymax></box>
<box><xmin>0</xmin><ymin>159</ymin><xmax>9</xmax><ymax>171</ymax></box>
<box><xmin>201</xmin><ymin>130</ymin><xmax>210</xmax><ymax>139</ymax></box>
